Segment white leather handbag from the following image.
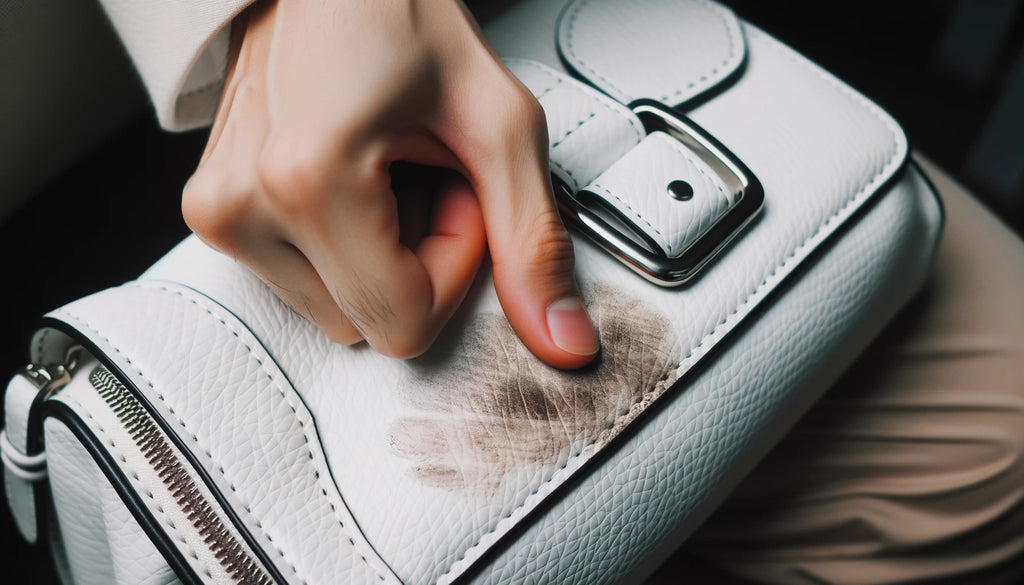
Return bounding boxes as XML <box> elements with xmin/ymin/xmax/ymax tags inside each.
<box><xmin>2</xmin><ymin>0</ymin><xmax>944</xmax><ymax>584</ymax></box>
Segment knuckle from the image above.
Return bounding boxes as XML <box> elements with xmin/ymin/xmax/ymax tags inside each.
<box><xmin>181</xmin><ymin>170</ymin><xmax>251</xmax><ymax>253</ymax></box>
<box><xmin>339</xmin><ymin>278</ymin><xmax>436</xmax><ymax>359</ymax></box>
<box><xmin>523</xmin><ymin>210</ymin><xmax>576</xmax><ymax>282</ymax></box>
<box><xmin>499</xmin><ymin>82</ymin><xmax>547</xmax><ymax>141</ymax></box>
<box><xmin>473</xmin><ymin>76</ymin><xmax>548</xmax><ymax>158</ymax></box>
<box><xmin>321</xmin><ymin>320</ymin><xmax>364</xmax><ymax>346</ymax></box>
<box><xmin>257</xmin><ymin>136</ymin><xmax>335</xmax><ymax>216</ymax></box>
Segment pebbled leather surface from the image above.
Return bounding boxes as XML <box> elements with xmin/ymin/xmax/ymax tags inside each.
<box><xmin>557</xmin><ymin>0</ymin><xmax>746</xmax><ymax>106</ymax></box>
<box><xmin>469</xmin><ymin>164</ymin><xmax>943</xmax><ymax>585</ymax></box>
<box><xmin>509</xmin><ymin>59</ymin><xmax>735</xmax><ymax>258</ymax></box>
<box><xmin>46</xmin><ymin>412</ymin><xmax>183</xmax><ymax>585</ymax></box>
<box><xmin>7</xmin><ymin>1</ymin><xmax>944</xmax><ymax>584</ymax></box>
<box><xmin>46</xmin><ymin>287</ymin><xmax>401</xmax><ymax>585</ymax></box>
<box><xmin>45</xmin><ymin>357</ymin><xmax>273</xmax><ymax>585</ymax></box>
<box><xmin>584</xmin><ymin>132</ymin><xmax>735</xmax><ymax>257</ymax></box>
<box><xmin>505</xmin><ymin>58</ymin><xmax>645</xmax><ymax>192</ymax></box>
<box><xmin>3</xmin><ymin>374</ymin><xmax>41</xmax><ymax>543</ymax></box>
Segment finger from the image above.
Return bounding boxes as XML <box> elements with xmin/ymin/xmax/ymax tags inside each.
<box><xmin>183</xmin><ymin>53</ymin><xmax>363</xmax><ymax>346</ymax></box>
<box><xmin>444</xmin><ymin>70</ymin><xmax>599</xmax><ymax>370</ymax></box>
<box><xmin>413</xmin><ymin>172</ymin><xmax>486</xmax><ymax>324</ymax></box>
<box><xmin>292</xmin><ymin>170</ymin><xmax>484</xmax><ymax>358</ymax></box>
<box><xmin>187</xmin><ymin>152</ymin><xmax>364</xmax><ymax>345</ymax></box>
<box><xmin>279</xmin><ymin>173</ymin><xmax>442</xmax><ymax>359</ymax></box>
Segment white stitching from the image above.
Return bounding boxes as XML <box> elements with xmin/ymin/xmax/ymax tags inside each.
<box><xmin>54</xmin><ymin>307</ymin><xmax>377</xmax><ymax>585</ymax></box>
<box><xmin>590</xmin><ymin>185</ymin><xmax>664</xmax><ymax>238</ymax></box>
<box><xmin>131</xmin><ymin>286</ymin><xmax>392</xmax><ymax>582</ymax></box>
<box><xmin>551</xmin><ymin>112</ymin><xmax>596</xmax><ymax>148</ymax></box>
<box><xmin>506</xmin><ymin>58</ymin><xmax>645</xmax><ymax>146</ymax></box>
<box><xmin>589</xmin><ymin>134</ymin><xmax>731</xmax><ymax>256</ymax></box>
<box><xmin>433</xmin><ymin>24</ymin><xmax>905</xmax><ymax>585</ymax></box>
<box><xmin>56</xmin><ymin>309</ymin><xmax>312</xmax><ymax>584</ymax></box>
<box><xmin>561</xmin><ymin>0</ymin><xmax>741</xmax><ymax>104</ymax></box>
<box><xmin>56</xmin><ymin>396</ymin><xmax>214</xmax><ymax>579</ymax></box>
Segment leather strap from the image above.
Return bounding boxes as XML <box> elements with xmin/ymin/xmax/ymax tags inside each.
<box><xmin>507</xmin><ymin>58</ymin><xmax>735</xmax><ymax>261</ymax></box>
<box><xmin>505</xmin><ymin>58</ymin><xmax>645</xmax><ymax>192</ymax></box>
<box><xmin>584</xmin><ymin>132</ymin><xmax>734</xmax><ymax>257</ymax></box>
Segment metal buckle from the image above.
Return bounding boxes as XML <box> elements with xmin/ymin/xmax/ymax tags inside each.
<box><xmin>555</xmin><ymin>99</ymin><xmax>763</xmax><ymax>286</ymax></box>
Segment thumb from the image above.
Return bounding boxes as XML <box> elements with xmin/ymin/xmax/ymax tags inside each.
<box><xmin>454</xmin><ymin>81</ymin><xmax>600</xmax><ymax>369</ymax></box>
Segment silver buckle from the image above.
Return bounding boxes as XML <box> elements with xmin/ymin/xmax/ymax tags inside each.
<box><xmin>555</xmin><ymin>99</ymin><xmax>763</xmax><ymax>286</ymax></box>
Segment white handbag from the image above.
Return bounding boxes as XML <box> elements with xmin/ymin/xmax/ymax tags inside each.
<box><xmin>2</xmin><ymin>0</ymin><xmax>943</xmax><ymax>584</ymax></box>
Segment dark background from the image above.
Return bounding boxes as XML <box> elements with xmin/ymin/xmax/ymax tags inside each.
<box><xmin>2</xmin><ymin>0</ymin><xmax>1022</xmax><ymax>582</ymax></box>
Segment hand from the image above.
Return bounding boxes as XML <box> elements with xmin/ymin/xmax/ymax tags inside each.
<box><xmin>182</xmin><ymin>0</ymin><xmax>599</xmax><ymax>369</ymax></box>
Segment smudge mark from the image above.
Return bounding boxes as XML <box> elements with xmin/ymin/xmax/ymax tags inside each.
<box><xmin>387</xmin><ymin>283</ymin><xmax>678</xmax><ymax>495</ymax></box>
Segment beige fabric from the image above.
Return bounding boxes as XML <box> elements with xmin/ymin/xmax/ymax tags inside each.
<box><xmin>649</xmin><ymin>156</ymin><xmax>1024</xmax><ymax>584</ymax></box>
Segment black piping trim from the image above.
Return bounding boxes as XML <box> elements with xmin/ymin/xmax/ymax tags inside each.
<box><xmin>38</xmin><ymin>402</ymin><xmax>205</xmax><ymax>585</ymax></box>
<box><xmin>138</xmin><ymin>277</ymin><xmax>402</xmax><ymax>580</ymax></box>
<box><xmin>31</xmin><ymin>317</ymin><xmax>288</xmax><ymax>585</ymax></box>
<box><xmin>451</xmin><ymin>139</ymin><xmax>914</xmax><ymax>585</ymax></box>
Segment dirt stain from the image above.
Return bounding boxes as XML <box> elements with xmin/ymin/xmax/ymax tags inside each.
<box><xmin>387</xmin><ymin>283</ymin><xmax>678</xmax><ymax>495</ymax></box>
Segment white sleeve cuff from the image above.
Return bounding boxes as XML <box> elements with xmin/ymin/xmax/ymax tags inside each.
<box><xmin>97</xmin><ymin>0</ymin><xmax>256</xmax><ymax>131</ymax></box>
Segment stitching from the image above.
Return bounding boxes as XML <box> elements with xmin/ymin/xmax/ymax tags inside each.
<box><xmin>590</xmin><ymin>134</ymin><xmax>731</xmax><ymax>256</ymax></box>
<box><xmin>116</xmin><ymin>285</ymin><xmax>392</xmax><ymax>582</ymax></box>
<box><xmin>561</xmin><ymin>0</ymin><xmax>740</xmax><ymax>104</ymax></box>
<box><xmin>505</xmin><ymin>58</ymin><xmax>564</xmax><ymax>101</ymax></box>
<box><xmin>533</xmin><ymin>78</ymin><xmax>562</xmax><ymax>102</ymax></box>
<box><xmin>61</xmin><ymin>295</ymin><xmax>392</xmax><ymax>582</ymax></box>
<box><xmin>58</xmin><ymin>395</ymin><xmax>214</xmax><ymax>580</ymax></box>
<box><xmin>507</xmin><ymin>58</ymin><xmax>645</xmax><ymax>147</ymax></box>
<box><xmin>563</xmin><ymin>0</ymin><xmax>631</xmax><ymax>100</ymax></box>
<box><xmin>551</xmin><ymin>112</ymin><xmax>596</xmax><ymax>148</ymax></box>
<box><xmin>655</xmin><ymin>0</ymin><xmax>740</xmax><ymax>103</ymax></box>
<box><xmin>591</xmin><ymin>185</ymin><xmax>664</xmax><ymax>238</ymax></box>
<box><xmin>659</xmin><ymin>135</ymin><xmax>728</xmax><ymax>199</ymax></box>
<box><xmin>434</xmin><ymin>24</ymin><xmax>904</xmax><ymax>585</ymax></box>
<box><xmin>34</xmin><ymin>329</ymin><xmax>49</xmax><ymax>365</ymax></box>
<box><xmin>56</xmin><ymin>309</ymin><xmax>307</xmax><ymax>581</ymax></box>
<box><xmin>549</xmin><ymin>159</ymin><xmax>580</xmax><ymax>194</ymax></box>
<box><xmin>57</xmin><ymin>309</ymin><xmax>312</xmax><ymax>585</ymax></box>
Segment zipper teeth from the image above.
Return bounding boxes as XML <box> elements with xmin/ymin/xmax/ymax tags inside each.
<box><xmin>89</xmin><ymin>367</ymin><xmax>274</xmax><ymax>585</ymax></box>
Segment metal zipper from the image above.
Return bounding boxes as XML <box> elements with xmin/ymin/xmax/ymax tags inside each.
<box><xmin>87</xmin><ymin>366</ymin><xmax>275</xmax><ymax>585</ymax></box>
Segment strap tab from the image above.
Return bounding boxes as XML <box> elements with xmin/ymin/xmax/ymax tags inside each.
<box><xmin>508</xmin><ymin>58</ymin><xmax>762</xmax><ymax>285</ymax></box>
<box><xmin>581</xmin><ymin>132</ymin><xmax>734</xmax><ymax>258</ymax></box>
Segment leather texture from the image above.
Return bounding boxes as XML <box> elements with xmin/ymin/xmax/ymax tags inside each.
<box><xmin>3</xmin><ymin>1</ymin><xmax>944</xmax><ymax>584</ymax></box>
<box><xmin>557</xmin><ymin>0</ymin><xmax>746</xmax><ymax>106</ymax></box>
<box><xmin>508</xmin><ymin>59</ymin><xmax>736</xmax><ymax>258</ymax></box>
<box><xmin>584</xmin><ymin>132</ymin><xmax>735</xmax><ymax>257</ymax></box>
<box><xmin>4</xmin><ymin>373</ymin><xmax>42</xmax><ymax>542</ymax></box>
<box><xmin>45</xmin><ymin>356</ymin><xmax>279</xmax><ymax>585</ymax></box>
<box><xmin>505</xmin><ymin>58</ymin><xmax>646</xmax><ymax>193</ymax></box>
<box><xmin>45</xmin><ymin>404</ymin><xmax>183</xmax><ymax>585</ymax></box>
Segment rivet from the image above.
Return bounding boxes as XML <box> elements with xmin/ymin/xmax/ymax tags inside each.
<box><xmin>667</xmin><ymin>180</ymin><xmax>694</xmax><ymax>201</ymax></box>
